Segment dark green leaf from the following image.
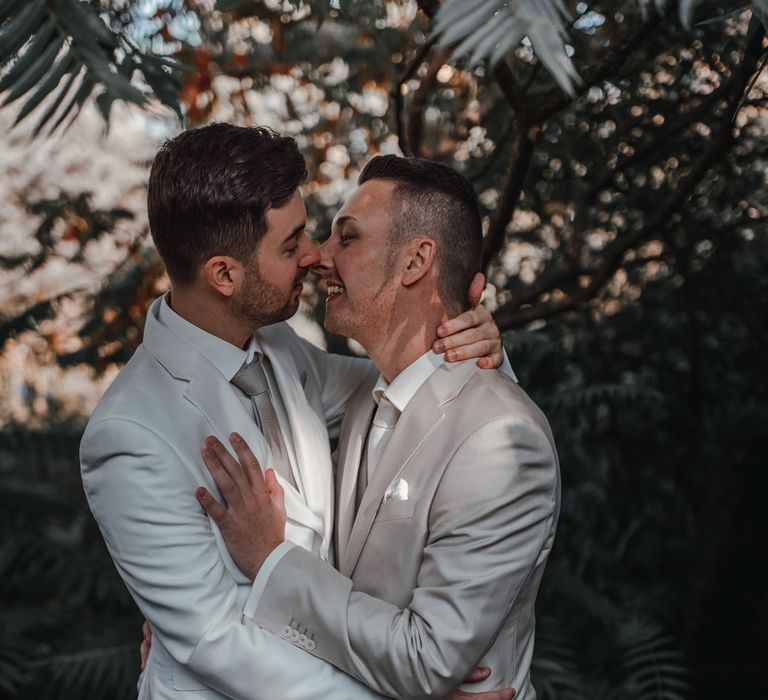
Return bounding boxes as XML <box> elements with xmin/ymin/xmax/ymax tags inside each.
<box><xmin>31</xmin><ymin>60</ymin><xmax>78</xmax><ymax>136</ymax></box>
<box><xmin>0</xmin><ymin>0</ymin><xmax>46</xmax><ymax>64</ymax></box>
<box><xmin>2</xmin><ymin>34</ymin><xmax>64</xmax><ymax>106</ymax></box>
<box><xmin>0</xmin><ymin>16</ymin><xmax>55</xmax><ymax>93</ymax></box>
<box><xmin>49</xmin><ymin>74</ymin><xmax>93</xmax><ymax>133</ymax></box>
<box><xmin>13</xmin><ymin>43</ymin><xmax>74</xmax><ymax>125</ymax></box>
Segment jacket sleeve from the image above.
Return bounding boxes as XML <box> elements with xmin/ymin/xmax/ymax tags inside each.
<box><xmin>246</xmin><ymin>418</ymin><xmax>558</xmax><ymax>700</ymax></box>
<box><xmin>80</xmin><ymin>417</ymin><xmax>386</xmax><ymax>700</ymax></box>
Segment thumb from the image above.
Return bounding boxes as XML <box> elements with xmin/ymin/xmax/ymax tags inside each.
<box><xmin>265</xmin><ymin>469</ymin><xmax>286</xmax><ymax>518</ymax></box>
<box><xmin>467</xmin><ymin>272</ymin><xmax>485</xmax><ymax>307</ymax></box>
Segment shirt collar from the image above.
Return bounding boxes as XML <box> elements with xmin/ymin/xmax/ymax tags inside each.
<box><xmin>159</xmin><ymin>293</ymin><xmax>261</xmax><ymax>382</ymax></box>
<box><xmin>372</xmin><ymin>350</ymin><xmax>444</xmax><ymax>414</ymax></box>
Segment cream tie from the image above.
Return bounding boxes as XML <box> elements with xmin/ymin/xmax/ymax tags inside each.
<box><xmin>230</xmin><ymin>355</ymin><xmax>295</xmax><ymax>488</ymax></box>
<box><xmin>366</xmin><ymin>396</ymin><xmax>400</xmax><ymax>481</ymax></box>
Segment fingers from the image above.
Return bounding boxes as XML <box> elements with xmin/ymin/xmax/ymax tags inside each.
<box><xmin>201</xmin><ymin>444</ymin><xmax>245</xmax><ymax>509</ymax></box>
<box><xmin>436</xmin><ymin>306</ymin><xmax>489</xmax><ymax>340</ymax></box>
<box><xmin>140</xmin><ymin>638</ymin><xmax>149</xmax><ymax>671</ymax></box>
<box><xmin>139</xmin><ymin>621</ymin><xmax>151</xmax><ymax>671</ymax></box>
<box><xmin>229</xmin><ymin>432</ymin><xmax>266</xmax><ymax>488</ymax></box>
<box><xmin>463</xmin><ymin>667</ymin><xmax>491</xmax><ymax>683</ymax></box>
<box><xmin>467</xmin><ymin>272</ymin><xmax>485</xmax><ymax>307</ymax></box>
<box><xmin>196</xmin><ymin>486</ymin><xmax>229</xmax><ymax>525</ymax></box>
<box><xmin>442</xmin><ymin>339</ymin><xmax>499</xmax><ymax>363</ymax></box>
<box><xmin>265</xmin><ymin>469</ymin><xmax>286</xmax><ymax>515</ymax></box>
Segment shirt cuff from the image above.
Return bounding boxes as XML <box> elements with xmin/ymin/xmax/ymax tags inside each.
<box><xmin>500</xmin><ymin>349</ymin><xmax>518</xmax><ymax>383</ymax></box>
<box><xmin>243</xmin><ymin>540</ymin><xmax>297</xmax><ymax>619</ymax></box>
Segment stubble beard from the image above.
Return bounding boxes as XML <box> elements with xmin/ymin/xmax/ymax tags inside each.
<box><xmin>231</xmin><ymin>263</ymin><xmax>300</xmax><ymax>329</ymax></box>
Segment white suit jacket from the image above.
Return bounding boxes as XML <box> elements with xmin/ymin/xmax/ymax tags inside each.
<box><xmin>247</xmin><ymin>360</ymin><xmax>560</xmax><ymax>700</ymax></box>
<box><xmin>80</xmin><ymin>297</ymin><xmax>383</xmax><ymax>700</ymax></box>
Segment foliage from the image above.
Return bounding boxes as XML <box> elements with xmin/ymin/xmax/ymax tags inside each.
<box><xmin>0</xmin><ymin>426</ymin><xmax>142</xmax><ymax>699</ymax></box>
<box><xmin>0</xmin><ymin>0</ymin><xmax>184</xmax><ymax>134</ymax></box>
<box><xmin>1</xmin><ymin>0</ymin><xmax>767</xmax><ymax>697</ymax></box>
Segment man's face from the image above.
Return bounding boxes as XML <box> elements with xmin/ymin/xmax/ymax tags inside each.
<box><xmin>231</xmin><ymin>189</ymin><xmax>319</xmax><ymax>327</ymax></box>
<box><xmin>316</xmin><ymin>179</ymin><xmax>400</xmax><ymax>343</ymax></box>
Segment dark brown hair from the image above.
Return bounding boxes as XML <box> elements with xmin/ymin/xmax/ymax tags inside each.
<box><xmin>358</xmin><ymin>155</ymin><xmax>482</xmax><ymax>313</ymax></box>
<box><xmin>148</xmin><ymin>123</ymin><xmax>307</xmax><ymax>285</ymax></box>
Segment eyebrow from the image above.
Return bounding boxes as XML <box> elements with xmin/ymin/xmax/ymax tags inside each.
<box><xmin>334</xmin><ymin>214</ymin><xmax>357</xmax><ymax>229</ymax></box>
<box><xmin>282</xmin><ymin>223</ymin><xmax>305</xmax><ymax>245</ymax></box>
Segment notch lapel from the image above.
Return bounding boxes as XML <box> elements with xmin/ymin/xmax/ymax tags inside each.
<box><xmin>340</xmin><ymin>386</ymin><xmax>444</xmax><ymax>577</ymax></box>
<box><xmin>339</xmin><ymin>360</ymin><xmax>481</xmax><ymax>577</ymax></box>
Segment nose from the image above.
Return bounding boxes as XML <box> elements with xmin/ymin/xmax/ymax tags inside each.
<box><xmin>298</xmin><ymin>237</ymin><xmax>320</xmax><ymax>268</ymax></box>
<box><xmin>311</xmin><ymin>239</ymin><xmax>334</xmax><ymax>278</ymax></box>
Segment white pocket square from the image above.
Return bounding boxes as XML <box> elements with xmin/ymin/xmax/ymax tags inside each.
<box><xmin>383</xmin><ymin>477</ymin><xmax>409</xmax><ymax>503</ymax></box>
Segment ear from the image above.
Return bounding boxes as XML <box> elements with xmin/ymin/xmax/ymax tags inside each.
<box><xmin>401</xmin><ymin>238</ymin><xmax>437</xmax><ymax>287</ymax></box>
<box><xmin>467</xmin><ymin>272</ymin><xmax>485</xmax><ymax>307</ymax></box>
<box><xmin>202</xmin><ymin>256</ymin><xmax>243</xmax><ymax>297</ymax></box>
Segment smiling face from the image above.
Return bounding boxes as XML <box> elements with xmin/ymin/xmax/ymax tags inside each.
<box><xmin>316</xmin><ymin>179</ymin><xmax>401</xmax><ymax>346</ymax></box>
<box><xmin>231</xmin><ymin>189</ymin><xmax>319</xmax><ymax>327</ymax></box>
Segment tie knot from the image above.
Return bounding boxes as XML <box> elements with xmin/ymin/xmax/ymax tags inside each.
<box><xmin>230</xmin><ymin>355</ymin><xmax>268</xmax><ymax>397</ymax></box>
<box><xmin>372</xmin><ymin>397</ymin><xmax>400</xmax><ymax>429</ymax></box>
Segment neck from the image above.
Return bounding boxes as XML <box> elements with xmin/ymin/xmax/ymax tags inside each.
<box><xmin>168</xmin><ymin>286</ymin><xmax>252</xmax><ymax>350</ymax></box>
<box><xmin>363</xmin><ymin>302</ymin><xmax>445</xmax><ymax>384</ymax></box>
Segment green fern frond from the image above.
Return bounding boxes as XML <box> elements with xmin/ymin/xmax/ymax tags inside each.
<box><xmin>0</xmin><ymin>0</ymin><xmax>183</xmax><ymax>134</ymax></box>
<box><xmin>432</xmin><ymin>0</ymin><xmax>580</xmax><ymax>96</ymax></box>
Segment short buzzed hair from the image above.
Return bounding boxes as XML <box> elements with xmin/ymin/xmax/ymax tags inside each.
<box><xmin>148</xmin><ymin>123</ymin><xmax>307</xmax><ymax>285</ymax></box>
<box><xmin>358</xmin><ymin>155</ymin><xmax>482</xmax><ymax>313</ymax></box>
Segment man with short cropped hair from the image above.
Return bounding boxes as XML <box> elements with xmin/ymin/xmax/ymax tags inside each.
<box><xmin>198</xmin><ymin>155</ymin><xmax>560</xmax><ymax>700</ymax></box>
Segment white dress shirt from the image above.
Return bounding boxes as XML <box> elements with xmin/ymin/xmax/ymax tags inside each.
<box><xmin>159</xmin><ymin>295</ymin><xmax>303</xmax><ymax>494</ymax></box>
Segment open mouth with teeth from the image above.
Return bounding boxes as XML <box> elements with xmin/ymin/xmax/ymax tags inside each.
<box><xmin>326</xmin><ymin>283</ymin><xmax>345</xmax><ymax>302</ymax></box>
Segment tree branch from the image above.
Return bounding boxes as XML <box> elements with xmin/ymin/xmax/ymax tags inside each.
<box><xmin>406</xmin><ymin>46</ymin><xmax>450</xmax><ymax>158</ymax></box>
<box><xmin>481</xmin><ymin>125</ymin><xmax>539</xmax><ymax>269</ymax></box>
<box><xmin>390</xmin><ymin>38</ymin><xmax>437</xmax><ymax>156</ymax></box>
<box><xmin>493</xmin><ymin>21</ymin><xmax>766</xmax><ymax>331</ymax></box>
<box><xmin>532</xmin><ymin>13</ymin><xmax>662</xmax><ymax>123</ymax></box>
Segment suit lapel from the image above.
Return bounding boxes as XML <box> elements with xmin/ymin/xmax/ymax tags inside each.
<box><xmin>335</xmin><ymin>391</ymin><xmax>376</xmax><ymax>564</ymax></box>
<box><xmin>339</xmin><ymin>360</ymin><xmax>480</xmax><ymax>577</ymax></box>
<box><xmin>142</xmin><ymin>297</ymin><xmax>328</xmax><ymax>556</ymax></box>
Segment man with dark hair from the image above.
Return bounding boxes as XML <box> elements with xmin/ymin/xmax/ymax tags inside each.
<box><xmin>198</xmin><ymin>155</ymin><xmax>560</xmax><ymax>699</ymax></box>
<box><xmin>80</xmin><ymin>126</ymin><xmax>513</xmax><ymax>700</ymax></box>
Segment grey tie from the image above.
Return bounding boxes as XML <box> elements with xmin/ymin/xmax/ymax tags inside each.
<box><xmin>355</xmin><ymin>397</ymin><xmax>399</xmax><ymax>512</ymax></box>
<box><xmin>230</xmin><ymin>355</ymin><xmax>295</xmax><ymax>488</ymax></box>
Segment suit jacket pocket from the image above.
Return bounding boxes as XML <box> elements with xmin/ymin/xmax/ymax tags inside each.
<box><xmin>173</xmin><ymin>663</ymin><xmax>209</xmax><ymax>691</ymax></box>
<box><xmin>375</xmin><ymin>498</ymin><xmax>418</xmax><ymax>522</ymax></box>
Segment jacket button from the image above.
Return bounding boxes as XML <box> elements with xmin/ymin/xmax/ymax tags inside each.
<box><xmin>281</xmin><ymin>625</ymin><xmax>292</xmax><ymax>638</ymax></box>
<box><xmin>306</xmin><ymin>639</ymin><xmax>316</xmax><ymax>651</ymax></box>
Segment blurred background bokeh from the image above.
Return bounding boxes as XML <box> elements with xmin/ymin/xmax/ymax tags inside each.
<box><xmin>1</xmin><ymin>1</ymin><xmax>766</xmax><ymax>698</ymax></box>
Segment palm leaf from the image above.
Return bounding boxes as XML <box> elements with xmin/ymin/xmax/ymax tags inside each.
<box><xmin>433</xmin><ymin>0</ymin><xmax>580</xmax><ymax>96</ymax></box>
<box><xmin>0</xmin><ymin>0</ymin><xmax>183</xmax><ymax>134</ymax></box>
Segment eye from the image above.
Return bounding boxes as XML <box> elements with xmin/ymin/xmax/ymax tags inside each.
<box><xmin>284</xmin><ymin>244</ymin><xmax>299</xmax><ymax>256</ymax></box>
<box><xmin>339</xmin><ymin>233</ymin><xmax>355</xmax><ymax>246</ymax></box>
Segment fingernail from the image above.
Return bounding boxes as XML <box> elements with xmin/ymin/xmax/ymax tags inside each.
<box><xmin>437</xmin><ymin>325</ymin><xmax>446</xmax><ymax>336</ymax></box>
<box><xmin>205</xmin><ymin>436</ymin><xmax>217</xmax><ymax>446</ymax></box>
<box><xmin>196</xmin><ymin>487</ymin><xmax>206</xmax><ymax>499</ymax></box>
<box><xmin>446</xmin><ymin>350</ymin><xmax>456</xmax><ymax>361</ymax></box>
<box><xmin>434</xmin><ymin>341</ymin><xmax>445</xmax><ymax>353</ymax></box>
<box><xmin>201</xmin><ymin>448</ymin><xmax>210</xmax><ymax>459</ymax></box>
<box><xmin>230</xmin><ymin>432</ymin><xmax>241</xmax><ymax>442</ymax></box>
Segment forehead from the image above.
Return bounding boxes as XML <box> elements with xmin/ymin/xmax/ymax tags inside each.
<box><xmin>266</xmin><ymin>189</ymin><xmax>306</xmax><ymax>225</ymax></box>
<box><xmin>335</xmin><ymin>179</ymin><xmax>397</xmax><ymax>224</ymax></box>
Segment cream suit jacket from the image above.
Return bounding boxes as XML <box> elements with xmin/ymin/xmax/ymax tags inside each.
<box><xmin>80</xmin><ymin>297</ymin><xmax>383</xmax><ymax>700</ymax></box>
<box><xmin>247</xmin><ymin>359</ymin><xmax>560</xmax><ymax>700</ymax></box>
